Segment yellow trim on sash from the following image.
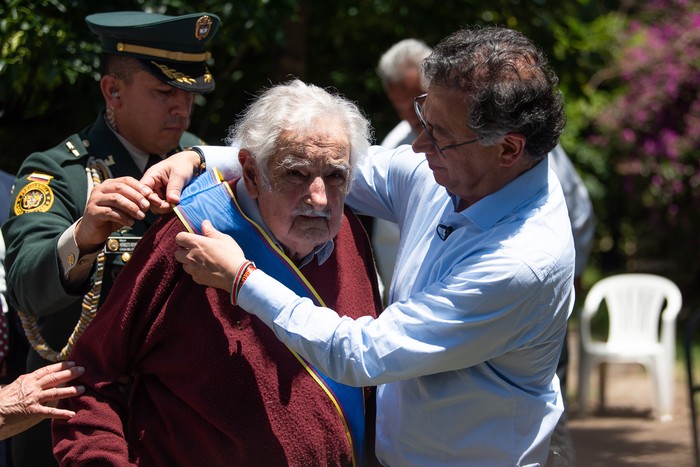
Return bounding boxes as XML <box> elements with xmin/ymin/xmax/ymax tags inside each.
<box><xmin>223</xmin><ymin>190</ymin><xmax>358</xmax><ymax>465</ymax></box>
<box><xmin>178</xmin><ymin>174</ymin><xmax>358</xmax><ymax>466</ymax></box>
<box><xmin>174</xmin><ymin>168</ymin><xmax>225</xmax><ymax>234</ymax></box>
<box><xmin>288</xmin><ymin>349</ymin><xmax>357</xmax><ymax>467</ymax></box>
<box><xmin>221</xmin><ymin>180</ymin><xmax>326</xmax><ymax>307</ymax></box>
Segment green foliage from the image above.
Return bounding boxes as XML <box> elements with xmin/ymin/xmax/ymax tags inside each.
<box><xmin>577</xmin><ymin>1</ymin><xmax>700</xmax><ymax>304</ymax></box>
<box><xmin>0</xmin><ymin>0</ymin><xmax>619</xmax><ymax>173</ymax></box>
<box><xmin>1</xmin><ymin>0</ymin><xmax>100</xmax><ymax>116</ymax></box>
<box><xmin>0</xmin><ymin>0</ymin><xmax>299</xmax><ymax>169</ymax></box>
<box><xmin>555</xmin><ymin>10</ymin><xmax>630</xmax><ymax>278</ymax></box>
<box><xmin>18</xmin><ymin>0</ymin><xmax>700</xmax><ymax>307</ymax></box>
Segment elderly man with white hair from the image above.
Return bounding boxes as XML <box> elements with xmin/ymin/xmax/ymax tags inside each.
<box><xmin>53</xmin><ymin>80</ymin><xmax>383</xmax><ymax>467</ymax></box>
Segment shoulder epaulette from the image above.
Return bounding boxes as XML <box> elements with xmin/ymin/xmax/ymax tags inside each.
<box><xmin>64</xmin><ymin>134</ymin><xmax>90</xmax><ymax>158</ymax></box>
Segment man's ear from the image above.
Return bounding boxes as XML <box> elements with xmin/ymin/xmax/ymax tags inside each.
<box><xmin>100</xmin><ymin>75</ymin><xmax>121</xmax><ymax>108</ymax></box>
<box><xmin>239</xmin><ymin>149</ymin><xmax>260</xmax><ymax>199</ymax></box>
<box><xmin>498</xmin><ymin>133</ymin><xmax>526</xmax><ymax>168</ymax></box>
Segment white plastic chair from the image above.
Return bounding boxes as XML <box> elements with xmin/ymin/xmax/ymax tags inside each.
<box><xmin>578</xmin><ymin>273</ymin><xmax>682</xmax><ymax>421</ymax></box>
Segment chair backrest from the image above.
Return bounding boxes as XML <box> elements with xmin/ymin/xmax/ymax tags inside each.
<box><xmin>581</xmin><ymin>273</ymin><xmax>683</xmax><ymax>347</ymax></box>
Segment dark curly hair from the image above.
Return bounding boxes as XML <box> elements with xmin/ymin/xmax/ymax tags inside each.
<box><xmin>422</xmin><ymin>26</ymin><xmax>565</xmax><ymax>161</ymax></box>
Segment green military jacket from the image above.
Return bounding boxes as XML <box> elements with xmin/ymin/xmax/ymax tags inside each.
<box><xmin>2</xmin><ymin>112</ymin><xmax>203</xmax><ymax>370</ymax></box>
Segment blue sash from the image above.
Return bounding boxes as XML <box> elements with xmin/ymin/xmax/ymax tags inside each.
<box><xmin>174</xmin><ymin>169</ymin><xmax>366</xmax><ymax>466</ymax></box>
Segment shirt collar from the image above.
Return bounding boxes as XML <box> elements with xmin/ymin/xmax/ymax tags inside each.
<box><xmin>107</xmin><ymin>126</ymin><xmax>152</xmax><ymax>171</ymax></box>
<box><xmin>458</xmin><ymin>158</ymin><xmax>549</xmax><ymax>230</ymax></box>
<box><xmin>234</xmin><ymin>178</ymin><xmax>335</xmax><ymax>267</ymax></box>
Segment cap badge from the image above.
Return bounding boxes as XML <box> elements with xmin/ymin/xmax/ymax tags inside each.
<box><xmin>195</xmin><ymin>15</ymin><xmax>213</xmax><ymax>41</ymax></box>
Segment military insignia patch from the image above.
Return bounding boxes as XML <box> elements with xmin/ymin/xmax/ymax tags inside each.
<box><xmin>14</xmin><ymin>182</ymin><xmax>54</xmax><ymax>215</ymax></box>
<box><xmin>195</xmin><ymin>15</ymin><xmax>213</xmax><ymax>40</ymax></box>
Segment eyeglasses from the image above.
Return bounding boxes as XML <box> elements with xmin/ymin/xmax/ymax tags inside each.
<box><xmin>413</xmin><ymin>93</ymin><xmax>480</xmax><ymax>158</ymax></box>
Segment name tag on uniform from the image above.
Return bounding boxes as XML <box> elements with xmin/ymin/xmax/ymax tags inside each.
<box><xmin>105</xmin><ymin>236</ymin><xmax>140</xmax><ymax>263</ymax></box>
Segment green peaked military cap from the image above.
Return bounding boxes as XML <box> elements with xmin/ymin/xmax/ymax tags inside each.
<box><xmin>86</xmin><ymin>11</ymin><xmax>221</xmax><ymax>93</ymax></box>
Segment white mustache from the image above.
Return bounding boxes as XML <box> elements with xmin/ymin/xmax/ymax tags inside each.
<box><xmin>293</xmin><ymin>207</ymin><xmax>331</xmax><ymax>219</ymax></box>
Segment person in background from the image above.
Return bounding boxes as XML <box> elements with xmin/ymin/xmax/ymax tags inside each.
<box><xmin>0</xmin><ymin>231</ymin><xmax>13</xmax><ymax>467</ymax></box>
<box><xmin>1</xmin><ymin>11</ymin><xmax>220</xmax><ymax>466</ymax></box>
<box><xmin>0</xmin><ymin>170</ymin><xmax>14</xmax><ymax>225</ymax></box>
<box><xmin>0</xmin><ymin>169</ymin><xmax>19</xmax><ymax>371</ymax></box>
<box><xmin>549</xmin><ymin>145</ymin><xmax>595</xmax><ymax>295</ymax></box>
<box><xmin>53</xmin><ymin>80</ymin><xmax>382</xmax><ymax>466</ymax></box>
<box><xmin>370</xmin><ymin>39</ymin><xmax>433</xmax><ymax>299</ymax></box>
<box><xmin>142</xmin><ymin>26</ymin><xmax>574</xmax><ymax>466</ymax></box>
<box><xmin>376</xmin><ymin>38</ymin><xmax>432</xmax><ymax>149</ymax></box>
<box><xmin>547</xmin><ymin>143</ymin><xmax>595</xmax><ymax>466</ymax></box>
<box><xmin>0</xmin><ymin>169</ymin><xmax>17</xmax><ymax>467</ymax></box>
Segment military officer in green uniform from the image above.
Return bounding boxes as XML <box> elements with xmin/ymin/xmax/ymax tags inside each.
<box><xmin>1</xmin><ymin>10</ymin><xmax>220</xmax><ymax>466</ymax></box>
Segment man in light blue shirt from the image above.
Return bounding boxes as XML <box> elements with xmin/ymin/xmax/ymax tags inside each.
<box><xmin>143</xmin><ymin>26</ymin><xmax>574</xmax><ymax>466</ymax></box>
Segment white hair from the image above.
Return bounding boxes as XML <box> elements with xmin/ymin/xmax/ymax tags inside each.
<box><xmin>376</xmin><ymin>38</ymin><xmax>433</xmax><ymax>89</ymax></box>
<box><xmin>225</xmin><ymin>79</ymin><xmax>372</xmax><ymax>187</ymax></box>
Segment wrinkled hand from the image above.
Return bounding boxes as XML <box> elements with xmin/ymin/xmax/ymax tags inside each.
<box><xmin>75</xmin><ymin>176</ymin><xmax>153</xmax><ymax>253</ymax></box>
<box><xmin>175</xmin><ymin>220</ymin><xmax>247</xmax><ymax>292</ymax></box>
<box><xmin>140</xmin><ymin>150</ymin><xmax>201</xmax><ymax>213</ymax></box>
<box><xmin>0</xmin><ymin>361</ymin><xmax>85</xmax><ymax>440</ymax></box>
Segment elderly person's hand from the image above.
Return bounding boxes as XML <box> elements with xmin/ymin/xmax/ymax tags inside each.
<box><xmin>175</xmin><ymin>220</ymin><xmax>247</xmax><ymax>292</ymax></box>
<box><xmin>140</xmin><ymin>150</ymin><xmax>201</xmax><ymax>212</ymax></box>
<box><xmin>0</xmin><ymin>361</ymin><xmax>85</xmax><ymax>440</ymax></box>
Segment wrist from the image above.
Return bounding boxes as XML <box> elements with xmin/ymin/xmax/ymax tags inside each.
<box><xmin>73</xmin><ymin>219</ymin><xmax>106</xmax><ymax>255</ymax></box>
<box><xmin>230</xmin><ymin>260</ymin><xmax>256</xmax><ymax>306</ymax></box>
<box><xmin>185</xmin><ymin>146</ymin><xmax>206</xmax><ymax>176</ymax></box>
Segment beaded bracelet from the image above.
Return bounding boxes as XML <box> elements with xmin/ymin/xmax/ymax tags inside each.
<box><xmin>230</xmin><ymin>260</ymin><xmax>256</xmax><ymax>306</ymax></box>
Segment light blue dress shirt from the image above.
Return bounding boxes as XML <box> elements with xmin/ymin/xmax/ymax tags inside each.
<box><xmin>208</xmin><ymin>144</ymin><xmax>575</xmax><ymax>466</ymax></box>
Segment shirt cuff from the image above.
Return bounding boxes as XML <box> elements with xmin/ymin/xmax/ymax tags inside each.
<box><xmin>197</xmin><ymin>145</ymin><xmax>242</xmax><ymax>180</ymax></box>
<box><xmin>237</xmin><ymin>269</ymin><xmax>297</xmax><ymax>327</ymax></box>
<box><xmin>58</xmin><ymin>221</ymin><xmax>100</xmax><ymax>286</ymax></box>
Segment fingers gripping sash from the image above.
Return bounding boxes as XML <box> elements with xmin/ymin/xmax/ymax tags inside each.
<box><xmin>174</xmin><ymin>169</ymin><xmax>367</xmax><ymax>466</ymax></box>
